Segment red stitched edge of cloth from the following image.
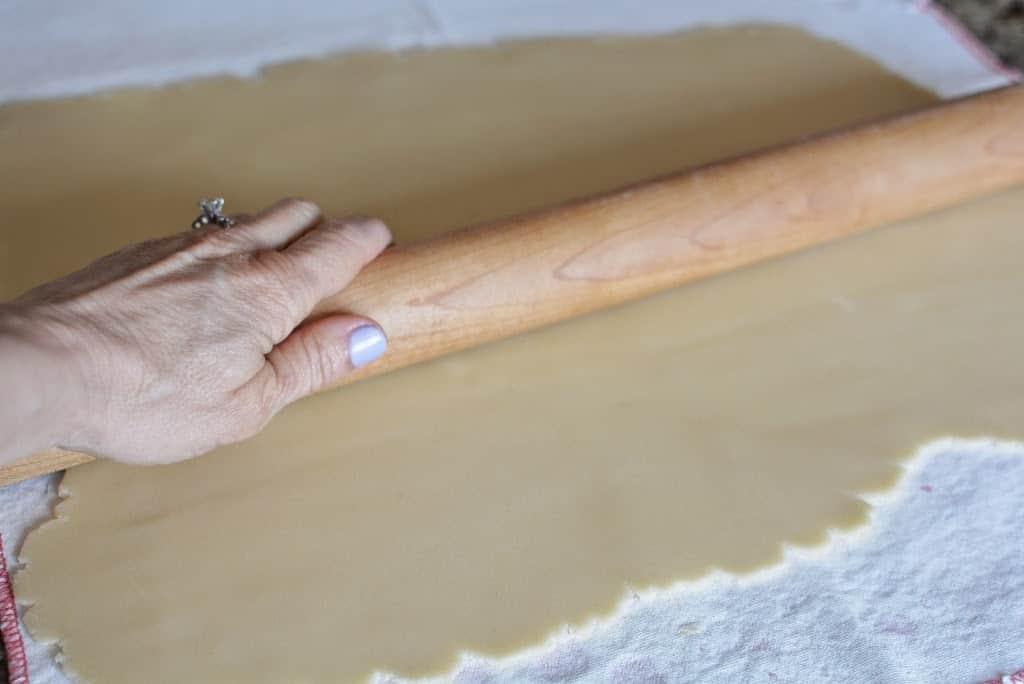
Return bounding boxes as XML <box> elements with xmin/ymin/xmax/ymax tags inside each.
<box><xmin>0</xmin><ymin>532</ymin><xmax>29</xmax><ymax>684</ymax></box>
<box><xmin>982</xmin><ymin>671</ymin><xmax>1024</xmax><ymax>684</ymax></box>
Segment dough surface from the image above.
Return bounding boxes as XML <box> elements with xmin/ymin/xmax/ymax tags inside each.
<box><xmin>6</xmin><ymin>26</ymin><xmax>1022</xmax><ymax>683</ymax></box>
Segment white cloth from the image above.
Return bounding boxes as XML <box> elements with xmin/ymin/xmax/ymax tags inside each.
<box><xmin>442</xmin><ymin>439</ymin><xmax>1024</xmax><ymax>684</ymax></box>
<box><xmin>0</xmin><ymin>0</ymin><xmax>1017</xmax><ymax>101</ymax></box>
<box><xmin>0</xmin><ymin>2</ymin><xmax>1020</xmax><ymax>682</ymax></box>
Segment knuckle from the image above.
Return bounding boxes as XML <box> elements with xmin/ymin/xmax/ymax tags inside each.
<box><xmin>249</xmin><ymin>251</ymin><xmax>304</xmax><ymax>301</ymax></box>
<box><xmin>272</xmin><ymin>363</ymin><xmax>305</xmax><ymax>408</ymax></box>
<box><xmin>328</xmin><ymin>216</ymin><xmax>391</xmax><ymax>264</ymax></box>
<box><xmin>226</xmin><ymin>251</ymin><xmax>310</xmax><ymax>341</ymax></box>
<box><xmin>360</xmin><ymin>215</ymin><xmax>391</xmax><ymax>238</ymax></box>
<box><xmin>349</xmin><ymin>214</ymin><xmax>392</xmax><ymax>244</ymax></box>
<box><xmin>300</xmin><ymin>330</ymin><xmax>338</xmax><ymax>394</ymax></box>
<box><xmin>277</xmin><ymin>197</ymin><xmax>320</xmax><ymax>223</ymax></box>
<box><xmin>332</xmin><ymin>227</ymin><xmax>371</xmax><ymax>260</ymax></box>
<box><xmin>274</xmin><ymin>328</ymin><xmax>344</xmax><ymax>407</ymax></box>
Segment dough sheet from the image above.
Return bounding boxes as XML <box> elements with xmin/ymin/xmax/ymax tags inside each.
<box><xmin>5</xmin><ymin>26</ymin><xmax>1022</xmax><ymax>683</ymax></box>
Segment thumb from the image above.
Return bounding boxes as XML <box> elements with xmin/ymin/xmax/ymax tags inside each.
<box><xmin>257</xmin><ymin>315</ymin><xmax>388</xmax><ymax>413</ymax></box>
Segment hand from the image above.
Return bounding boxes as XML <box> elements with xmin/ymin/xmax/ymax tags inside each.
<box><xmin>0</xmin><ymin>198</ymin><xmax>391</xmax><ymax>465</ymax></box>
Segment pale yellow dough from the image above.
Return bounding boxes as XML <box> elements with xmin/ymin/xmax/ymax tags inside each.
<box><xmin>5</xmin><ymin>26</ymin><xmax>1022</xmax><ymax>684</ymax></box>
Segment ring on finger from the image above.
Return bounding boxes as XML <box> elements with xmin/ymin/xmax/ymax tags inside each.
<box><xmin>191</xmin><ymin>197</ymin><xmax>237</xmax><ymax>230</ymax></box>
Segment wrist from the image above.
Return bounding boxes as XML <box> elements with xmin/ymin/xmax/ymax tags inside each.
<box><xmin>0</xmin><ymin>304</ymin><xmax>85</xmax><ymax>462</ymax></box>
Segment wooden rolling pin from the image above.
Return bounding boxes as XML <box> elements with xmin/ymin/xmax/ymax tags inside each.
<box><xmin>4</xmin><ymin>84</ymin><xmax>1024</xmax><ymax>486</ymax></box>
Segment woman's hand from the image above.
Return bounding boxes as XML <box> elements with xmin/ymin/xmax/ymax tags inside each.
<box><xmin>0</xmin><ymin>198</ymin><xmax>391</xmax><ymax>465</ymax></box>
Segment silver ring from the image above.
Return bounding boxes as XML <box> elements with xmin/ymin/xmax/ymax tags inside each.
<box><xmin>191</xmin><ymin>197</ymin><xmax>236</xmax><ymax>230</ymax></box>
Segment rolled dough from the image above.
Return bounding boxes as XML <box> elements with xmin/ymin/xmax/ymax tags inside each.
<box><xmin>6</xmin><ymin>26</ymin><xmax>1022</xmax><ymax>683</ymax></box>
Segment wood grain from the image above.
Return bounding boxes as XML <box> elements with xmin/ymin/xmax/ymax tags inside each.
<box><xmin>5</xmin><ymin>84</ymin><xmax>1024</xmax><ymax>487</ymax></box>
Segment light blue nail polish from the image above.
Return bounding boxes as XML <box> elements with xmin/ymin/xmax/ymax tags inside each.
<box><xmin>349</xmin><ymin>325</ymin><xmax>387</xmax><ymax>368</ymax></box>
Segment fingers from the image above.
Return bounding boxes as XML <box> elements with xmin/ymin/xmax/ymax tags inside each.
<box><xmin>247</xmin><ymin>315</ymin><xmax>388</xmax><ymax>415</ymax></box>
<box><xmin>233</xmin><ymin>198</ymin><xmax>323</xmax><ymax>250</ymax></box>
<box><xmin>193</xmin><ymin>198</ymin><xmax>323</xmax><ymax>257</ymax></box>
<box><xmin>230</xmin><ymin>215</ymin><xmax>392</xmax><ymax>426</ymax></box>
<box><xmin>278</xmin><ymin>215</ymin><xmax>392</xmax><ymax>307</ymax></box>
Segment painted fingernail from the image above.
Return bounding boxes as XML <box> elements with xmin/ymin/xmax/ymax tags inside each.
<box><xmin>349</xmin><ymin>325</ymin><xmax>387</xmax><ymax>368</ymax></box>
